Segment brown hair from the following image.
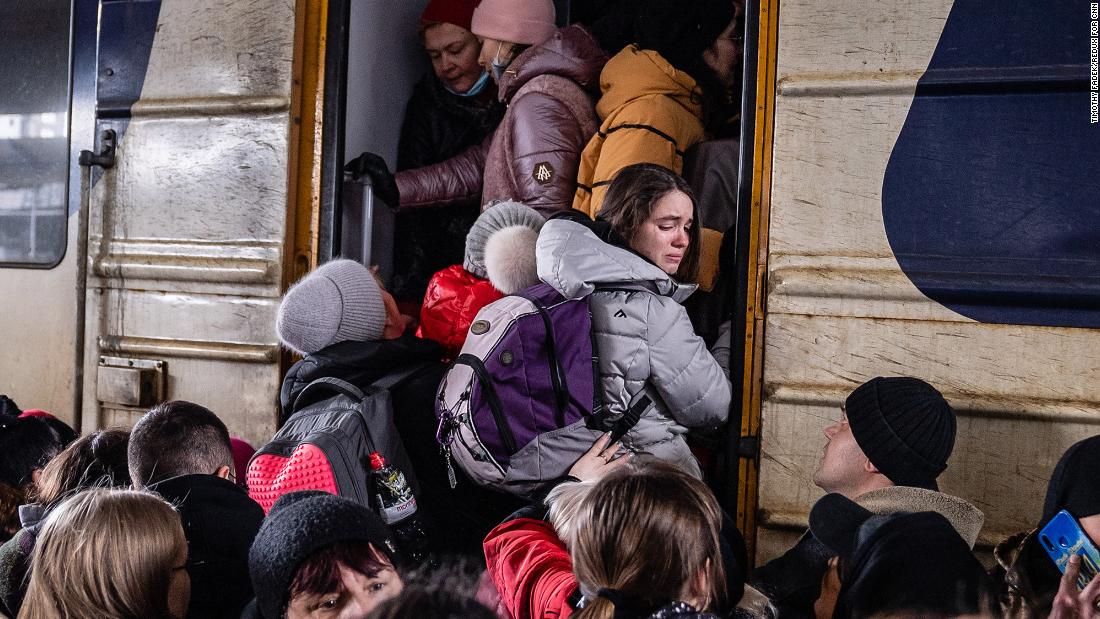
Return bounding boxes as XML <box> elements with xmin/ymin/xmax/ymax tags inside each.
<box><xmin>596</xmin><ymin>163</ymin><xmax>701</xmax><ymax>282</ymax></box>
<box><xmin>571</xmin><ymin>462</ymin><xmax>726</xmax><ymax>619</ymax></box>
<box><xmin>33</xmin><ymin>429</ymin><xmax>130</xmax><ymax>509</ymax></box>
<box><xmin>0</xmin><ymin>481</ymin><xmax>25</xmax><ymax>539</ymax></box>
<box><xmin>288</xmin><ymin>541</ymin><xmax>390</xmax><ymax>601</ymax></box>
<box><xmin>18</xmin><ymin>488</ymin><xmax>186</xmax><ymax>619</ymax></box>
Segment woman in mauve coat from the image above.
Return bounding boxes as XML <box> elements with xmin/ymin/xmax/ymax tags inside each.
<box><xmin>348</xmin><ymin>0</ymin><xmax>607</xmax><ymax>220</ymax></box>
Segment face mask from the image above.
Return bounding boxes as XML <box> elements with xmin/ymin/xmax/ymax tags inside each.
<box><xmin>490</xmin><ymin>41</ymin><xmax>512</xmax><ymax>82</ymax></box>
<box><xmin>445</xmin><ymin>69</ymin><xmax>490</xmax><ymax>97</ymax></box>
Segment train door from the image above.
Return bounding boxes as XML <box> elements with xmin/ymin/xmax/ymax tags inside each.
<box><xmin>333</xmin><ymin>0</ymin><xmax>762</xmax><ymax>524</ymax></box>
<box><xmin>71</xmin><ymin>0</ymin><xmax>303</xmax><ymax>444</ymax></box>
<box><xmin>0</xmin><ymin>0</ymin><xmax>84</xmax><ymax>423</ymax></box>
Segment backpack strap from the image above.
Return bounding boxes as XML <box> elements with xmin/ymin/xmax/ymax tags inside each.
<box><xmin>291</xmin><ymin>377</ymin><xmax>365</xmax><ymax>414</ymax></box>
<box><xmin>607</xmin><ymin>387</ymin><xmax>658</xmax><ymax>444</ymax></box>
<box><xmin>293</xmin><ymin>363</ymin><xmax>435</xmax><ymax>414</ymax></box>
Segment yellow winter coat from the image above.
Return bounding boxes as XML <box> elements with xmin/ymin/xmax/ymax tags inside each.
<box><xmin>574</xmin><ymin>46</ymin><xmax>724</xmax><ymax>290</ymax></box>
<box><xmin>573</xmin><ymin>45</ymin><xmax>705</xmax><ymax>217</ymax></box>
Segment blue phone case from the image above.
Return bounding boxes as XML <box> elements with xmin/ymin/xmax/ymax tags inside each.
<box><xmin>1039</xmin><ymin>510</ymin><xmax>1100</xmax><ymax>590</ymax></box>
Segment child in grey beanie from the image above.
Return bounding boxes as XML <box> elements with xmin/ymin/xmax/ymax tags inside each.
<box><xmin>276</xmin><ymin>259</ymin><xmax>398</xmax><ymax>355</ymax></box>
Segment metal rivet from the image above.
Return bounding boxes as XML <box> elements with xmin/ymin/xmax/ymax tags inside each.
<box><xmin>500</xmin><ymin>351</ymin><xmax>513</xmax><ymax>365</ymax></box>
<box><xmin>470</xmin><ymin>320</ymin><xmax>490</xmax><ymax>335</ymax></box>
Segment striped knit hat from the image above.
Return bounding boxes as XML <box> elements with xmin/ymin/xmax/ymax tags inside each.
<box><xmin>845</xmin><ymin>377</ymin><xmax>956</xmax><ymax>491</ymax></box>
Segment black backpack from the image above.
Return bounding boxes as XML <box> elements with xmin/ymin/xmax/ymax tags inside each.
<box><xmin>248</xmin><ymin>363</ymin><xmax>431</xmax><ymax>514</ymax></box>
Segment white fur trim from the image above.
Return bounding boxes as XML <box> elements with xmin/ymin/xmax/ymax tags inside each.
<box><xmin>485</xmin><ymin>225</ymin><xmax>541</xmax><ymax>294</ymax></box>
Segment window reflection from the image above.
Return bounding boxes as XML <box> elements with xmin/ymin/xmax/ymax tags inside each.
<box><xmin>0</xmin><ymin>0</ymin><xmax>72</xmax><ymax>267</ymax></box>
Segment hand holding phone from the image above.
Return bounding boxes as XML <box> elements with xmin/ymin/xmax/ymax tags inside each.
<box><xmin>1050</xmin><ymin>555</ymin><xmax>1100</xmax><ymax>619</ymax></box>
<box><xmin>1040</xmin><ymin>510</ymin><xmax>1100</xmax><ymax>591</ymax></box>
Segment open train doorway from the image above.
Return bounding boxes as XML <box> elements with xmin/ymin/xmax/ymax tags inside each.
<box><xmin>325</xmin><ymin>0</ymin><xmax>764</xmax><ymax>537</ymax></box>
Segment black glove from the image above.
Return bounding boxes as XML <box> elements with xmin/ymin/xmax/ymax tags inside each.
<box><xmin>345</xmin><ymin>152</ymin><xmax>400</xmax><ymax>208</ymax></box>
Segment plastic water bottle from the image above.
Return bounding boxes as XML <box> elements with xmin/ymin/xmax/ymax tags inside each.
<box><xmin>368</xmin><ymin>452</ymin><xmax>430</xmax><ymax>565</ymax></box>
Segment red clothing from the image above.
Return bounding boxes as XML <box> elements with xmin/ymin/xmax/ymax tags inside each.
<box><xmin>483</xmin><ymin>518</ymin><xmax>577</xmax><ymax>619</ymax></box>
<box><xmin>417</xmin><ymin>265</ymin><xmax>503</xmax><ymax>360</ymax></box>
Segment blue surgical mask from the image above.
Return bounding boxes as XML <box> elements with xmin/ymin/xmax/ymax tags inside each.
<box><xmin>445</xmin><ymin>70</ymin><xmax>490</xmax><ymax>97</ymax></box>
<box><xmin>490</xmin><ymin>41</ymin><xmax>512</xmax><ymax>82</ymax></box>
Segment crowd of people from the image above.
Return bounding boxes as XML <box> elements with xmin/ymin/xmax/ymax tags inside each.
<box><xmin>3</xmin><ymin>381</ymin><xmax>1100</xmax><ymax>618</ymax></box>
<box><xmin>1</xmin><ymin>0</ymin><xmax>1096</xmax><ymax>618</ymax></box>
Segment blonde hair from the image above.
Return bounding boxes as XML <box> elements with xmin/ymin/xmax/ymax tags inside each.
<box><xmin>18</xmin><ymin>487</ymin><xmax>186</xmax><ymax>619</ymax></box>
<box><xmin>545</xmin><ymin>480</ymin><xmax>596</xmax><ymax>549</ymax></box>
<box><xmin>571</xmin><ymin>463</ymin><xmax>727</xmax><ymax>619</ymax></box>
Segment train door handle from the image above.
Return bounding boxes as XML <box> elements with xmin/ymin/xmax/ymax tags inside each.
<box><xmin>78</xmin><ymin>129</ymin><xmax>117</xmax><ymax>169</ymax></box>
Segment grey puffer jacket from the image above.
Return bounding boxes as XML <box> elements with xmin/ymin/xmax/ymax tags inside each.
<box><xmin>536</xmin><ymin>219</ymin><xmax>731</xmax><ymax>477</ymax></box>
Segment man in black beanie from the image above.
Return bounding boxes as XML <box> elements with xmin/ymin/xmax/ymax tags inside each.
<box><xmin>814</xmin><ymin>376</ymin><xmax>955</xmax><ymax>496</ymax></box>
<box><xmin>750</xmin><ymin>376</ymin><xmax>985</xmax><ymax>619</ymax></box>
<box><xmin>990</xmin><ymin>434</ymin><xmax>1100</xmax><ymax>618</ymax></box>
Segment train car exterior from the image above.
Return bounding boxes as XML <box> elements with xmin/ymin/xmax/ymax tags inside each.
<box><xmin>0</xmin><ymin>0</ymin><xmax>316</xmax><ymax>445</ymax></box>
<box><xmin>751</xmin><ymin>0</ymin><xmax>1100</xmax><ymax>561</ymax></box>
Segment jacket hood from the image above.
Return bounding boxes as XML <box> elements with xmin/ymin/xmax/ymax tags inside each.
<box><xmin>498</xmin><ymin>24</ymin><xmax>607</xmax><ymax>102</ymax></box>
<box><xmin>17</xmin><ymin>503</ymin><xmax>45</xmax><ymax>533</ymax></box>
<box><xmin>536</xmin><ymin>218</ymin><xmax>697</xmax><ymax>303</ymax></box>
<box><xmin>855</xmin><ymin>485</ymin><xmax>986</xmax><ymax>549</ymax></box>
<box><xmin>597</xmin><ymin>45</ymin><xmax>702</xmax><ymax>121</ymax></box>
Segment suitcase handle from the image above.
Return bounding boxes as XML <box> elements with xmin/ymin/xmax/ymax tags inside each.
<box><xmin>292</xmin><ymin>377</ymin><xmax>366</xmax><ymax>413</ymax></box>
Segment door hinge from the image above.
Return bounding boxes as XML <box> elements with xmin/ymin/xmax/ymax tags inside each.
<box><xmin>79</xmin><ymin>129</ymin><xmax>117</xmax><ymax>169</ymax></box>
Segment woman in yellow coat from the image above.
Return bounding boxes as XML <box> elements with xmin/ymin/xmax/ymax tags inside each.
<box><xmin>572</xmin><ymin>0</ymin><xmax>738</xmax><ymax>218</ymax></box>
<box><xmin>573</xmin><ymin>0</ymin><xmax>740</xmax><ymax>289</ymax></box>
<box><xmin>572</xmin><ymin>45</ymin><xmax>706</xmax><ymax>217</ymax></box>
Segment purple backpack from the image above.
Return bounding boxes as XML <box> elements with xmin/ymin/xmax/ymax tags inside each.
<box><xmin>435</xmin><ymin>283</ymin><xmax>652</xmax><ymax>497</ymax></box>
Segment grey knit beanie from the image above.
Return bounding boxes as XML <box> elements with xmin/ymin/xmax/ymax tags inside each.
<box><xmin>465</xmin><ymin>201</ymin><xmax>545</xmax><ymax>278</ymax></box>
<box><xmin>276</xmin><ymin>259</ymin><xmax>387</xmax><ymax>355</ymax></box>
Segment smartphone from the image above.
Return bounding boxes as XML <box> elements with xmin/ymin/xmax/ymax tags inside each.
<box><xmin>1039</xmin><ymin>509</ymin><xmax>1100</xmax><ymax>590</ymax></box>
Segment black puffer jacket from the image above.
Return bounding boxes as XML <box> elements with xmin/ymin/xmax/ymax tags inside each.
<box><xmin>397</xmin><ymin>72</ymin><xmax>503</xmax><ymax>171</ymax></box>
<box><xmin>391</xmin><ymin>73</ymin><xmax>504</xmax><ymax>301</ymax></box>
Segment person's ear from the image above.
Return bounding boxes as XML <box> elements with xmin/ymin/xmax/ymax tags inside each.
<box><xmin>862</xmin><ymin>457</ymin><xmax>880</xmax><ymax>474</ymax></box>
<box><xmin>30</xmin><ymin>468</ymin><xmax>43</xmax><ymax>487</ymax></box>
<box><xmin>215</xmin><ymin>465</ymin><xmax>233</xmax><ymax>480</ymax></box>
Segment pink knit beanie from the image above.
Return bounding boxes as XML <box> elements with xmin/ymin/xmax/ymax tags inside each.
<box><xmin>471</xmin><ymin>0</ymin><xmax>556</xmax><ymax>46</ymax></box>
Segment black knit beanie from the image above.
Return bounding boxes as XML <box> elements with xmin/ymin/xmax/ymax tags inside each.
<box><xmin>633</xmin><ymin>0</ymin><xmax>734</xmax><ymax>71</ymax></box>
<box><xmin>248</xmin><ymin>491</ymin><xmax>399</xmax><ymax>619</ymax></box>
<box><xmin>845</xmin><ymin>377</ymin><xmax>956</xmax><ymax>491</ymax></box>
<box><xmin>1042</xmin><ymin>434</ymin><xmax>1100</xmax><ymax>523</ymax></box>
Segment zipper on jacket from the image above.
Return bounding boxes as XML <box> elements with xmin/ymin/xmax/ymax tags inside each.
<box><xmin>454</xmin><ymin>353</ymin><xmax>518</xmax><ymax>454</ymax></box>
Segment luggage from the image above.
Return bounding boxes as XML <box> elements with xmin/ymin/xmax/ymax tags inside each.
<box><xmin>247</xmin><ymin>364</ymin><xmax>429</xmax><ymax>514</ymax></box>
<box><xmin>435</xmin><ymin>282</ymin><xmax>654</xmax><ymax>497</ymax></box>
<box><xmin>341</xmin><ymin>174</ymin><xmax>396</xmax><ymax>287</ymax></box>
